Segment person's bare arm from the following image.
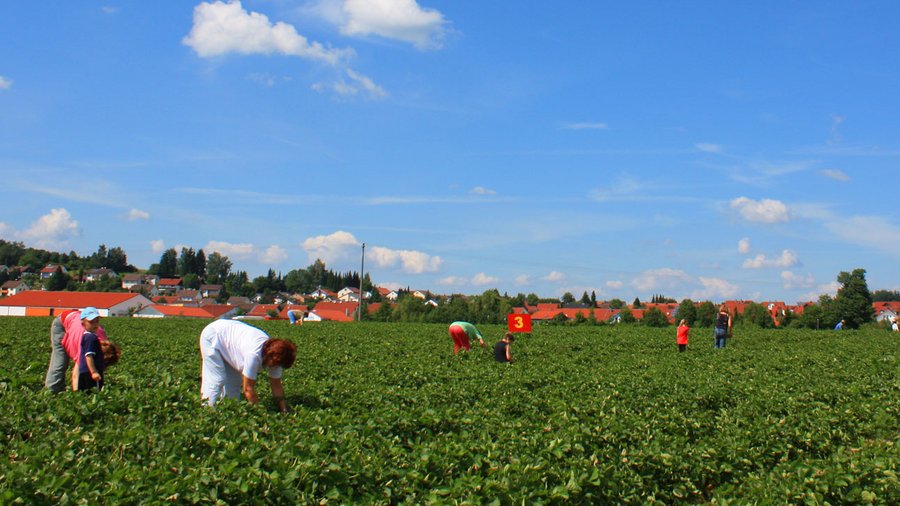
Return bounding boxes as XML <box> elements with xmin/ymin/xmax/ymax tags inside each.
<box><xmin>242</xmin><ymin>376</ymin><xmax>259</xmax><ymax>404</ymax></box>
<box><xmin>85</xmin><ymin>355</ymin><xmax>101</xmax><ymax>382</ymax></box>
<box><xmin>269</xmin><ymin>377</ymin><xmax>287</xmax><ymax>413</ymax></box>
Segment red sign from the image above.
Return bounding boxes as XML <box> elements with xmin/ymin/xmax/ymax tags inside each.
<box><xmin>507</xmin><ymin>313</ymin><xmax>532</xmax><ymax>333</ymax></box>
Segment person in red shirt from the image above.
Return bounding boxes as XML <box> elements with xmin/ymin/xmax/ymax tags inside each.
<box><xmin>676</xmin><ymin>319</ymin><xmax>690</xmax><ymax>353</ymax></box>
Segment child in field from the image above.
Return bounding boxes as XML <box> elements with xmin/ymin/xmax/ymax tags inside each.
<box><xmin>494</xmin><ymin>332</ymin><xmax>515</xmax><ymax>363</ymax></box>
<box><xmin>78</xmin><ymin>332</ymin><xmax>121</xmax><ymax>391</ymax></box>
<box><xmin>676</xmin><ymin>319</ymin><xmax>689</xmax><ymax>352</ymax></box>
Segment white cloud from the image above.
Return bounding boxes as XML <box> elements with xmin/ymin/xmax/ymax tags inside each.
<box><xmin>301</xmin><ymin>230</ymin><xmax>441</xmax><ymax>273</ymax></box>
<box><xmin>824</xmin><ymin>215</ymin><xmax>900</xmax><ymax>256</ymax></box>
<box><xmin>515</xmin><ymin>274</ymin><xmax>530</xmax><ymax>286</ymax></box>
<box><xmin>471</xmin><ymin>272</ymin><xmax>499</xmax><ymax>286</ymax></box>
<box><xmin>543</xmin><ymin>271</ymin><xmax>566</xmax><ymax>282</ymax></box>
<box><xmin>781</xmin><ymin>270</ymin><xmax>815</xmax><ymax>290</ymax></box>
<box><xmin>801</xmin><ymin>281</ymin><xmax>841</xmax><ymax>302</ymax></box>
<box><xmin>302</xmin><ymin>230</ymin><xmax>360</xmax><ymax>264</ymax></box>
<box><xmin>471</xmin><ymin>186</ymin><xmax>496</xmax><ymax>195</ymax></box>
<box><xmin>0</xmin><ymin>75</ymin><xmax>12</xmax><ymax>90</ymax></box>
<box><xmin>150</xmin><ymin>240</ymin><xmax>165</xmax><ymax>254</ymax></box>
<box><xmin>691</xmin><ymin>277</ymin><xmax>739</xmax><ymax>300</ymax></box>
<box><xmin>738</xmin><ymin>237</ymin><xmax>751</xmax><ymax>254</ymax></box>
<box><xmin>630</xmin><ymin>268</ymin><xmax>690</xmax><ymax>292</ymax></box>
<box><xmin>696</xmin><ymin>142</ymin><xmax>722</xmax><ymax>153</ymax></box>
<box><xmin>324</xmin><ymin>68</ymin><xmax>387</xmax><ymax>99</ymax></box>
<box><xmin>742</xmin><ymin>249</ymin><xmax>799</xmax><ymax>269</ymax></box>
<box><xmin>101</xmin><ymin>6</ymin><xmax>118</xmax><ymax>15</ymax></box>
<box><xmin>562</xmin><ymin>122</ymin><xmax>608</xmax><ymax>130</ymax></box>
<box><xmin>605</xmin><ymin>280</ymin><xmax>623</xmax><ymax>289</ymax></box>
<box><xmin>590</xmin><ymin>176</ymin><xmax>643</xmax><ymax>202</ymax></box>
<box><xmin>730</xmin><ymin>196</ymin><xmax>790</xmax><ymax>223</ymax></box>
<box><xmin>18</xmin><ymin>208</ymin><xmax>79</xmax><ymax>249</ymax></box>
<box><xmin>340</xmin><ymin>0</ymin><xmax>448</xmax><ymax>49</ymax></box>
<box><xmin>369</xmin><ymin>245</ymin><xmax>442</xmax><ymax>273</ymax></box>
<box><xmin>260</xmin><ymin>245</ymin><xmax>289</xmax><ymax>264</ymax></box>
<box><xmin>183</xmin><ymin>1</ymin><xmax>352</xmax><ymax>64</ymax></box>
<box><xmin>820</xmin><ymin>169</ymin><xmax>849</xmax><ymax>181</ymax></box>
<box><xmin>0</xmin><ymin>222</ymin><xmax>8</xmax><ymax>236</ymax></box>
<box><xmin>127</xmin><ymin>208</ymin><xmax>150</xmax><ymax>221</ymax></box>
<box><xmin>205</xmin><ymin>240</ymin><xmax>258</xmax><ymax>260</ymax></box>
<box><xmin>438</xmin><ymin>276</ymin><xmax>466</xmax><ymax>286</ymax></box>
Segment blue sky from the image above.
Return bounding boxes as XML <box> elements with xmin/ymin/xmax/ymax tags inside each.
<box><xmin>2</xmin><ymin>1</ymin><xmax>899</xmax><ymax>303</ymax></box>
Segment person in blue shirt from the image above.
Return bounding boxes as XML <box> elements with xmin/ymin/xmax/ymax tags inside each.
<box><xmin>834</xmin><ymin>319</ymin><xmax>845</xmax><ymax>330</ymax></box>
<box><xmin>78</xmin><ymin>332</ymin><xmax>120</xmax><ymax>391</ymax></box>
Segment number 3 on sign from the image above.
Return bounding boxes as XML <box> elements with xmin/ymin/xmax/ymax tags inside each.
<box><xmin>507</xmin><ymin>313</ymin><xmax>532</xmax><ymax>333</ymax></box>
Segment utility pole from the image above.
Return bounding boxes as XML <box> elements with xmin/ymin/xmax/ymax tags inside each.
<box><xmin>358</xmin><ymin>242</ymin><xmax>366</xmax><ymax>321</ymax></box>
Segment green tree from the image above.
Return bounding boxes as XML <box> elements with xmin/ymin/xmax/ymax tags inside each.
<box><xmin>550</xmin><ymin>312</ymin><xmax>569</xmax><ymax>325</ymax></box>
<box><xmin>45</xmin><ymin>266</ymin><xmax>68</xmax><ymax>291</ymax></box>
<box><xmin>831</xmin><ymin>268</ymin><xmax>875</xmax><ymax>329</ymax></box>
<box><xmin>154</xmin><ymin>249</ymin><xmax>178</xmax><ymax>278</ymax></box>
<box><xmin>871</xmin><ymin>289</ymin><xmax>900</xmax><ymax>302</ymax></box>
<box><xmin>182</xmin><ymin>273</ymin><xmax>201</xmax><ymax>290</ymax></box>
<box><xmin>743</xmin><ymin>302</ymin><xmax>774</xmax><ymax>328</ymax></box>
<box><xmin>642</xmin><ymin>307</ymin><xmax>669</xmax><ymax>327</ymax></box>
<box><xmin>573</xmin><ymin>311</ymin><xmax>587</xmax><ymax>325</ymax></box>
<box><xmin>205</xmin><ymin>252</ymin><xmax>233</xmax><ymax>285</ymax></box>
<box><xmin>676</xmin><ymin>299</ymin><xmax>697</xmax><ymax>325</ymax></box>
<box><xmin>177</xmin><ymin>248</ymin><xmax>198</xmax><ymax>277</ymax></box>
<box><xmin>632</xmin><ymin>297</ymin><xmax>642</xmax><ymax>308</ymax></box>
<box><xmin>695</xmin><ymin>301</ymin><xmax>717</xmax><ymax>327</ymax></box>
<box><xmin>561</xmin><ymin>292</ymin><xmax>576</xmax><ymax>305</ymax></box>
<box><xmin>619</xmin><ymin>307</ymin><xmax>635</xmax><ymax>323</ymax></box>
<box><xmin>608</xmin><ymin>298</ymin><xmax>625</xmax><ymax>309</ymax></box>
<box><xmin>580</xmin><ymin>291</ymin><xmax>591</xmax><ymax>306</ymax></box>
<box><xmin>371</xmin><ymin>301</ymin><xmax>394</xmax><ymax>322</ymax></box>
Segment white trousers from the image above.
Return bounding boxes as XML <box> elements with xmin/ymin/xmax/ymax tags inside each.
<box><xmin>200</xmin><ymin>327</ymin><xmax>243</xmax><ymax>406</ymax></box>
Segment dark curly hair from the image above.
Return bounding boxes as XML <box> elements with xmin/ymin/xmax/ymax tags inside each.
<box><xmin>262</xmin><ymin>338</ymin><xmax>297</xmax><ymax>369</ymax></box>
<box><xmin>101</xmin><ymin>340</ymin><xmax>122</xmax><ymax>366</ymax></box>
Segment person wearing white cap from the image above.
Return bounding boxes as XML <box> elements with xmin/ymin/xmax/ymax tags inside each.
<box><xmin>44</xmin><ymin>306</ymin><xmax>108</xmax><ymax>392</ymax></box>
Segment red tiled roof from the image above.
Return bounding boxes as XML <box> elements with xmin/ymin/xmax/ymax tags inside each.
<box><xmin>247</xmin><ymin>304</ymin><xmax>281</xmax><ymax>317</ymax></box>
<box><xmin>311</xmin><ymin>309</ymin><xmax>355</xmax><ymax>322</ymax></box>
<box><xmin>314</xmin><ymin>301</ymin><xmax>359</xmax><ymax>314</ymax></box>
<box><xmin>158</xmin><ymin>278</ymin><xmax>182</xmax><ymax>286</ymax></box>
<box><xmin>146</xmin><ymin>305</ymin><xmax>219</xmax><ymax>318</ymax></box>
<box><xmin>0</xmin><ymin>291</ymin><xmax>144</xmax><ymax>309</ymax></box>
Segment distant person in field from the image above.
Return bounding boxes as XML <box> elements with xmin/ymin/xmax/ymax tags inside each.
<box><xmin>45</xmin><ymin>306</ymin><xmax>110</xmax><ymax>393</ymax></box>
<box><xmin>834</xmin><ymin>319</ymin><xmax>845</xmax><ymax>330</ymax></box>
<box><xmin>714</xmin><ymin>305</ymin><xmax>732</xmax><ymax>349</ymax></box>
<box><xmin>77</xmin><ymin>332</ymin><xmax>121</xmax><ymax>391</ymax></box>
<box><xmin>287</xmin><ymin>309</ymin><xmax>308</xmax><ymax>326</ymax></box>
<box><xmin>448</xmin><ymin>321</ymin><xmax>486</xmax><ymax>355</ymax></box>
<box><xmin>676</xmin><ymin>319</ymin><xmax>690</xmax><ymax>352</ymax></box>
<box><xmin>494</xmin><ymin>332</ymin><xmax>515</xmax><ymax>363</ymax></box>
<box><xmin>199</xmin><ymin>319</ymin><xmax>297</xmax><ymax>412</ymax></box>
<box><xmin>892</xmin><ymin>317</ymin><xmax>899</xmax><ymax>332</ymax></box>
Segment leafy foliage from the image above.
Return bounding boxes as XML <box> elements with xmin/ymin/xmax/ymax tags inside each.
<box><xmin>1</xmin><ymin>319</ymin><xmax>898</xmax><ymax>504</ymax></box>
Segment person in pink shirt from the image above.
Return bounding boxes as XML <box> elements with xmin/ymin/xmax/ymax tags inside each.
<box><xmin>44</xmin><ymin>307</ymin><xmax>109</xmax><ymax>392</ymax></box>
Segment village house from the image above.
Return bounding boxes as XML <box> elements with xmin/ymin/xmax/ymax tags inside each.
<box><xmin>83</xmin><ymin>268</ymin><xmax>117</xmax><ymax>282</ymax></box>
<box><xmin>0</xmin><ymin>291</ymin><xmax>152</xmax><ymax>317</ymax></box>
<box><xmin>39</xmin><ymin>264</ymin><xmax>66</xmax><ymax>280</ymax></box>
<box><xmin>377</xmin><ymin>287</ymin><xmax>399</xmax><ymax>302</ymax></box>
<box><xmin>1</xmin><ymin>280</ymin><xmax>31</xmax><ymax>297</ymax></box>
<box><xmin>157</xmin><ymin>278</ymin><xmax>183</xmax><ymax>295</ymax></box>
<box><xmin>308</xmin><ymin>287</ymin><xmax>336</xmax><ymax>300</ymax></box>
<box><xmin>199</xmin><ymin>284</ymin><xmax>223</xmax><ymax>299</ymax></box>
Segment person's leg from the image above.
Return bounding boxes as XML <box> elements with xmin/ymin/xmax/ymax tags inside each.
<box><xmin>461</xmin><ymin>335</ymin><xmax>471</xmax><ymax>352</ymax></box>
<box><xmin>222</xmin><ymin>366</ymin><xmax>243</xmax><ymax>400</ymax></box>
<box><xmin>449</xmin><ymin>326</ymin><xmax>465</xmax><ymax>354</ymax></box>
<box><xmin>199</xmin><ymin>330</ymin><xmax>226</xmax><ymax>406</ymax></box>
<box><xmin>45</xmin><ymin>317</ymin><xmax>69</xmax><ymax>393</ymax></box>
<box><xmin>288</xmin><ymin>310</ymin><xmax>297</xmax><ymax>325</ymax></box>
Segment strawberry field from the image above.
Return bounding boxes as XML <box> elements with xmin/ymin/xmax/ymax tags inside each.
<box><xmin>2</xmin><ymin>318</ymin><xmax>898</xmax><ymax>504</ymax></box>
